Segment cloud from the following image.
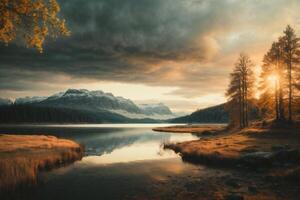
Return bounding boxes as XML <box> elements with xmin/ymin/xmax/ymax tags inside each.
<box><xmin>0</xmin><ymin>0</ymin><xmax>300</xmax><ymax>105</ymax></box>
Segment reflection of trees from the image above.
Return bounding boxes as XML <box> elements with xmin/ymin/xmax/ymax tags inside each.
<box><xmin>79</xmin><ymin>130</ymin><xmax>172</xmax><ymax>156</ymax></box>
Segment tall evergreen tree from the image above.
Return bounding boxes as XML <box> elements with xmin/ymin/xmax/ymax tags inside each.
<box><xmin>259</xmin><ymin>39</ymin><xmax>286</xmax><ymax>121</ymax></box>
<box><xmin>226</xmin><ymin>54</ymin><xmax>254</xmax><ymax>128</ymax></box>
<box><xmin>282</xmin><ymin>25</ymin><xmax>300</xmax><ymax>122</ymax></box>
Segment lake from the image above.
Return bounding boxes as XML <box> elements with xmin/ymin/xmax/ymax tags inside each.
<box><xmin>0</xmin><ymin>124</ymin><xmax>221</xmax><ymax>200</ymax></box>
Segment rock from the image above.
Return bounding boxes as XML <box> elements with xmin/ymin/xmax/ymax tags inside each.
<box><xmin>224</xmin><ymin>194</ymin><xmax>244</xmax><ymax>200</ymax></box>
<box><xmin>243</xmin><ymin>151</ymin><xmax>273</xmax><ymax>159</ymax></box>
<box><xmin>240</xmin><ymin>151</ymin><xmax>273</xmax><ymax>167</ymax></box>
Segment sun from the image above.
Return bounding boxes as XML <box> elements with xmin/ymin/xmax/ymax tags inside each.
<box><xmin>267</xmin><ymin>74</ymin><xmax>279</xmax><ymax>88</ymax></box>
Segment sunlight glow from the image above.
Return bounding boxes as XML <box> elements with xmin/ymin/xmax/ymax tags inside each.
<box><xmin>267</xmin><ymin>74</ymin><xmax>279</xmax><ymax>89</ymax></box>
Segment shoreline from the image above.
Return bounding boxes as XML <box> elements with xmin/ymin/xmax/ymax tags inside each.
<box><xmin>0</xmin><ymin>134</ymin><xmax>84</xmax><ymax>192</ymax></box>
<box><xmin>159</xmin><ymin>125</ymin><xmax>300</xmax><ymax>168</ymax></box>
<box><xmin>153</xmin><ymin>124</ymin><xmax>226</xmax><ymax>135</ymax></box>
<box><xmin>154</xmin><ymin>124</ymin><xmax>300</xmax><ymax>199</ymax></box>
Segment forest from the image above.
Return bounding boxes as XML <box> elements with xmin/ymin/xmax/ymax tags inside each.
<box><xmin>226</xmin><ymin>25</ymin><xmax>300</xmax><ymax>128</ymax></box>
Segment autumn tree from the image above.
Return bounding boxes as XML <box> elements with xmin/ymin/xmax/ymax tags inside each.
<box><xmin>281</xmin><ymin>25</ymin><xmax>300</xmax><ymax>122</ymax></box>
<box><xmin>0</xmin><ymin>0</ymin><xmax>69</xmax><ymax>52</ymax></box>
<box><xmin>226</xmin><ymin>54</ymin><xmax>254</xmax><ymax>128</ymax></box>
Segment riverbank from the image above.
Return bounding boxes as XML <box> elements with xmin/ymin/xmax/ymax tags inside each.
<box><xmin>153</xmin><ymin>124</ymin><xmax>300</xmax><ymax>199</ymax></box>
<box><xmin>0</xmin><ymin>134</ymin><xmax>84</xmax><ymax>193</ymax></box>
<box><xmin>153</xmin><ymin>124</ymin><xmax>225</xmax><ymax>135</ymax></box>
<box><xmin>164</xmin><ymin>126</ymin><xmax>300</xmax><ymax>168</ymax></box>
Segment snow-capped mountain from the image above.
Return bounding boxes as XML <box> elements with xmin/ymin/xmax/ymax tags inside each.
<box><xmin>0</xmin><ymin>98</ymin><xmax>12</xmax><ymax>106</ymax></box>
<box><xmin>15</xmin><ymin>96</ymin><xmax>47</xmax><ymax>104</ymax></box>
<box><xmin>39</xmin><ymin>89</ymin><xmax>142</xmax><ymax>114</ymax></box>
<box><xmin>139</xmin><ymin>103</ymin><xmax>173</xmax><ymax>115</ymax></box>
<box><xmin>6</xmin><ymin>89</ymin><xmax>175</xmax><ymax>120</ymax></box>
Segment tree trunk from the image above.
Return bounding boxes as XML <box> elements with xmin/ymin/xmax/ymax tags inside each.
<box><xmin>275</xmin><ymin>81</ymin><xmax>279</xmax><ymax>121</ymax></box>
<box><xmin>277</xmin><ymin>58</ymin><xmax>284</xmax><ymax>121</ymax></box>
<box><xmin>278</xmin><ymin>82</ymin><xmax>285</xmax><ymax>120</ymax></box>
<box><xmin>239</xmin><ymin>81</ymin><xmax>243</xmax><ymax>128</ymax></box>
<box><xmin>288</xmin><ymin>61</ymin><xmax>292</xmax><ymax>122</ymax></box>
<box><xmin>243</xmin><ymin>72</ymin><xmax>246</xmax><ymax>128</ymax></box>
<box><xmin>245</xmin><ymin>78</ymin><xmax>248</xmax><ymax>127</ymax></box>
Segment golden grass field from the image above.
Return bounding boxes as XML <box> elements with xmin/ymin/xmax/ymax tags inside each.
<box><xmin>0</xmin><ymin>134</ymin><xmax>84</xmax><ymax>191</ymax></box>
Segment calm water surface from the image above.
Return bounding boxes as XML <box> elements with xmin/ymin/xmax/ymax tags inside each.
<box><xmin>0</xmin><ymin>124</ymin><xmax>219</xmax><ymax>200</ymax></box>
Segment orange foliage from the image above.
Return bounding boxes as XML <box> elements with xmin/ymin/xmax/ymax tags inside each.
<box><xmin>0</xmin><ymin>0</ymin><xmax>70</xmax><ymax>52</ymax></box>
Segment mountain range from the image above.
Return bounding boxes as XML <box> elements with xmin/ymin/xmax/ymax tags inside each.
<box><xmin>0</xmin><ymin>89</ymin><xmax>232</xmax><ymax>124</ymax></box>
<box><xmin>0</xmin><ymin>89</ymin><xmax>178</xmax><ymax>123</ymax></box>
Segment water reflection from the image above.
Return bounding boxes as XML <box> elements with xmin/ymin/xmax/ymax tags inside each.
<box><xmin>0</xmin><ymin>124</ymin><xmax>204</xmax><ymax>200</ymax></box>
<box><xmin>35</xmin><ymin>158</ymin><xmax>202</xmax><ymax>200</ymax></box>
<box><xmin>0</xmin><ymin>124</ymin><xmax>198</xmax><ymax>163</ymax></box>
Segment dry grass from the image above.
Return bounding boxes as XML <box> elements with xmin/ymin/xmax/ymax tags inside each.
<box><xmin>155</xmin><ymin>124</ymin><xmax>300</xmax><ymax>200</ymax></box>
<box><xmin>165</xmin><ymin>125</ymin><xmax>300</xmax><ymax>167</ymax></box>
<box><xmin>0</xmin><ymin>134</ymin><xmax>84</xmax><ymax>192</ymax></box>
<box><xmin>153</xmin><ymin>125</ymin><xmax>225</xmax><ymax>134</ymax></box>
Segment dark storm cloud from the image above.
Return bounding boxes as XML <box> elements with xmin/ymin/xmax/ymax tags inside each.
<box><xmin>0</xmin><ymin>0</ymin><xmax>299</xmax><ymax>98</ymax></box>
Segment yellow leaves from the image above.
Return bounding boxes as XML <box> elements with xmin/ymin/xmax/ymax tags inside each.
<box><xmin>0</xmin><ymin>0</ymin><xmax>69</xmax><ymax>52</ymax></box>
<box><xmin>0</xmin><ymin>10</ymin><xmax>17</xmax><ymax>44</ymax></box>
<box><xmin>59</xmin><ymin>19</ymin><xmax>70</xmax><ymax>36</ymax></box>
<box><xmin>50</xmin><ymin>0</ymin><xmax>60</xmax><ymax>13</ymax></box>
<box><xmin>41</xmin><ymin>26</ymin><xmax>48</xmax><ymax>37</ymax></box>
<box><xmin>27</xmin><ymin>34</ymin><xmax>44</xmax><ymax>53</ymax></box>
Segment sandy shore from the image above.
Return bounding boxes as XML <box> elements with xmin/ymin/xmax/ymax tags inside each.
<box><xmin>0</xmin><ymin>134</ymin><xmax>84</xmax><ymax>192</ymax></box>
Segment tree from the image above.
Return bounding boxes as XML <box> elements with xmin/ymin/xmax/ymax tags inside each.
<box><xmin>226</xmin><ymin>53</ymin><xmax>254</xmax><ymax>128</ymax></box>
<box><xmin>259</xmin><ymin>38</ymin><xmax>286</xmax><ymax>121</ymax></box>
<box><xmin>282</xmin><ymin>25</ymin><xmax>300</xmax><ymax>122</ymax></box>
<box><xmin>0</xmin><ymin>0</ymin><xmax>69</xmax><ymax>52</ymax></box>
<box><xmin>226</xmin><ymin>65</ymin><xmax>243</xmax><ymax>127</ymax></box>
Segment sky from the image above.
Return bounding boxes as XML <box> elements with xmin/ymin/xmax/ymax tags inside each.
<box><xmin>1</xmin><ymin>0</ymin><xmax>300</xmax><ymax>113</ymax></box>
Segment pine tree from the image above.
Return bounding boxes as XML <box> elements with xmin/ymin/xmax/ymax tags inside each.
<box><xmin>226</xmin><ymin>54</ymin><xmax>254</xmax><ymax>128</ymax></box>
<box><xmin>282</xmin><ymin>25</ymin><xmax>300</xmax><ymax>122</ymax></box>
<box><xmin>259</xmin><ymin>39</ymin><xmax>286</xmax><ymax>121</ymax></box>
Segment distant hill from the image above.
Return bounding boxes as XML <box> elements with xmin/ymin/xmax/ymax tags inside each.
<box><xmin>169</xmin><ymin>104</ymin><xmax>229</xmax><ymax>123</ymax></box>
